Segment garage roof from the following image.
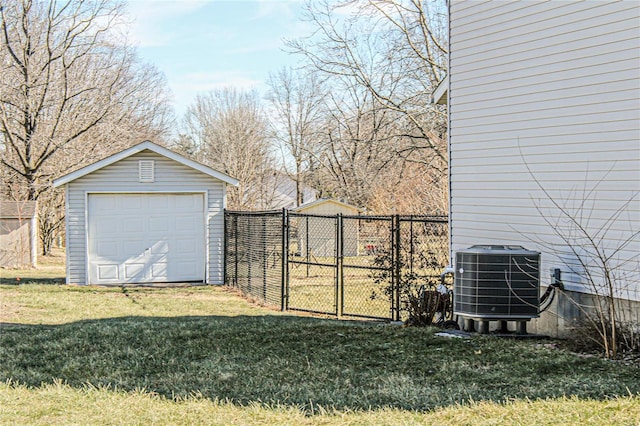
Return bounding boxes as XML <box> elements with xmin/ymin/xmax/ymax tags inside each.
<box><xmin>53</xmin><ymin>141</ymin><xmax>239</xmax><ymax>187</ymax></box>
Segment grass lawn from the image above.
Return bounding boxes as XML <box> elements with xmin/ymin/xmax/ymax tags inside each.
<box><xmin>287</xmin><ymin>261</ymin><xmax>432</xmax><ymax>320</ymax></box>
<box><xmin>0</xmin><ymin>260</ymin><xmax>639</xmax><ymax>424</ymax></box>
<box><xmin>0</xmin><ymin>247</ymin><xmax>66</xmax><ymax>285</ymax></box>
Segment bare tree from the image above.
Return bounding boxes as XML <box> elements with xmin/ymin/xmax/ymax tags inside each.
<box><xmin>37</xmin><ymin>186</ymin><xmax>64</xmax><ymax>255</ymax></box>
<box><xmin>312</xmin><ymin>80</ymin><xmax>398</xmax><ymax>208</ymax></box>
<box><xmin>368</xmin><ymin>159</ymin><xmax>447</xmax><ymax>214</ymax></box>
<box><xmin>282</xmin><ymin>0</ymin><xmax>449</xmax><ymax>214</ymax></box>
<box><xmin>266</xmin><ymin>67</ymin><xmax>326</xmax><ymax>206</ymax></box>
<box><xmin>287</xmin><ymin>0</ymin><xmax>448</xmax><ymax>169</ymax></box>
<box><xmin>181</xmin><ymin>88</ymin><xmax>277</xmax><ymax>210</ymax></box>
<box><xmin>0</xmin><ymin>0</ymin><xmax>174</xmax><ymax>254</ymax></box>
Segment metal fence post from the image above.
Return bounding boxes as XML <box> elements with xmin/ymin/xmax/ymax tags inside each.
<box><xmin>336</xmin><ymin>213</ymin><xmax>343</xmax><ymax>318</ymax></box>
<box><xmin>233</xmin><ymin>214</ymin><xmax>238</xmax><ymax>287</ymax></box>
<box><xmin>223</xmin><ymin>210</ymin><xmax>228</xmax><ymax>286</ymax></box>
<box><xmin>281</xmin><ymin>208</ymin><xmax>288</xmax><ymax>311</ymax></box>
<box><xmin>389</xmin><ymin>216</ymin><xmax>395</xmax><ymax>320</ymax></box>
<box><xmin>305</xmin><ymin>215</ymin><xmax>310</xmax><ymax>278</ymax></box>
<box><xmin>262</xmin><ymin>216</ymin><xmax>267</xmax><ymax>303</ymax></box>
<box><xmin>394</xmin><ymin>214</ymin><xmax>401</xmax><ymax>321</ymax></box>
<box><xmin>409</xmin><ymin>216</ymin><xmax>414</xmax><ymax>274</ymax></box>
<box><xmin>247</xmin><ymin>218</ymin><xmax>252</xmax><ymax>292</ymax></box>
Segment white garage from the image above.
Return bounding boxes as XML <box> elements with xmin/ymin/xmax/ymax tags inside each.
<box><xmin>54</xmin><ymin>141</ymin><xmax>238</xmax><ymax>285</ymax></box>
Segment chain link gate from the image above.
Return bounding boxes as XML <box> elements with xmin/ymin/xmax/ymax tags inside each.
<box><xmin>287</xmin><ymin>213</ymin><xmax>340</xmax><ymax>316</ymax></box>
<box><xmin>225</xmin><ymin>210</ymin><xmax>448</xmax><ymax>321</ymax></box>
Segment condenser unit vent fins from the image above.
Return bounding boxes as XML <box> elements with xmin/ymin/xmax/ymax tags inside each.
<box><xmin>454</xmin><ymin>245</ymin><xmax>540</xmax><ymax>320</ymax></box>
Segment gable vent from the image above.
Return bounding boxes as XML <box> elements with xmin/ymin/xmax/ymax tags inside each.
<box><xmin>138</xmin><ymin>160</ymin><xmax>155</xmax><ymax>183</ymax></box>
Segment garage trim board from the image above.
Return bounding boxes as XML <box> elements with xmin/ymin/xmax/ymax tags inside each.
<box><xmin>85</xmin><ymin>191</ymin><xmax>208</xmax><ymax>285</ymax></box>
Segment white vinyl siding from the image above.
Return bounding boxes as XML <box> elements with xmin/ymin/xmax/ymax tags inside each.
<box><xmin>448</xmin><ymin>1</ymin><xmax>640</xmax><ymax>301</ymax></box>
<box><xmin>65</xmin><ymin>150</ymin><xmax>226</xmax><ymax>285</ymax></box>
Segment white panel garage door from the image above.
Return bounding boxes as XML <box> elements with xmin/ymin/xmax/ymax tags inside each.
<box><xmin>87</xmin><ymin>193</ymin><xmax>205</xmax><ymax>284</ymax></box>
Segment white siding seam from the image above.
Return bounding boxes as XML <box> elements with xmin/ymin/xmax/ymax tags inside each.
<box><xmin>450</xmin><ymin>115</ymin><xmax>638</xmax><ymax>134</ymax></box>
<box><xmin>450</xmin><ymin>100</ymin><xmax>638</xmax><ymax>124</ymax></box>
<box><xmin>455</xmin><ymin>66</ymin><xmax>638</xmax><ymax>99</ymax></box>
<box><xmin>451</xmin><ymin>89</ymin><xmax>638</xmax><ymax>114</ymax></box>
<box><xmin>451</xmin><ymin>0</ymin><xmax>547</xmax><ymax>24</ymax></box>
<box><xmin>452</xmin><ymin>3</ymin><xmax>634</xmax><ymax>44</ymax></box>
<box><xmin>453</xmin><ymin>49</ymin><xmax>640</xmax><ymax>89</ymax></box>
<box><xmin>449</xmin><ymin>131</ymin><xmax>639</xmax><ymax>146</ymax></box>
<box><xmin>453</xmin><ymin>25</ymin><xmax>638</xmax><ymax>68</ymax></box>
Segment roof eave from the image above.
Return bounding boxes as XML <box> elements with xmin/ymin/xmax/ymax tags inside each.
<box><xmin>53</xmin><ymin>141</ymin><xmax>239</xmax><ymax>187</ymax></box>
<box><xmin>432</xmin><ymin>75</ymin><xmax>448</xmax><ymax>105</ymax></box>
<box><xmin>293</xmin><ymin>198</ymin><xmax>360</xmax><ymax>213</ymax></box>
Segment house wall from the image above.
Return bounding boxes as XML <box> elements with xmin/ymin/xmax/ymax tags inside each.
<box><xmin>65</xmin><ymin>150</ymin><xmax>226</xmax><ymax>284</ymax></box>
<box><xmin>448</xmin><ymin>1</ymin><xmax>640</xmax><ymax>334</ymax></box>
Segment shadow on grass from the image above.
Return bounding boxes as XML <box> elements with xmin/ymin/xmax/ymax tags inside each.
<box><xmin>1</xmin><ymin>315</ymin><xmax>639</xmax><ymax>412</ymax></box>
<box><xmin>1</xmin><ymin>277</ymin><xmax>65</xmax><ymax>285</ymax></box>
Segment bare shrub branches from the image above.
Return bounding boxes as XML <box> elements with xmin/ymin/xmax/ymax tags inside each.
<box><xmin>523</xmin><ymin>161</ymin><xmax>640</xmax><ymax>358</ymax></box>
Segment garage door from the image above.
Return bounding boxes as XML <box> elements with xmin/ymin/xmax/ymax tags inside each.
<box><xmin>87</xmin><ymin>193</ymin><xmax>205</xmax><ymax>284</ymax></box>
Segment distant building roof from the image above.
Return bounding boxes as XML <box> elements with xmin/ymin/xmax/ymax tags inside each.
<box><xmin>0</xmin><ymin>201</ymin><xmax>37</xmax><ymax>219</ymax></box>
<box><xmin>269</xmin><ymin>173</ymin><xmax>318</xmax><ymax>210</ymax></box>
<box><xmin>293</xmin><ymin>198</ymin><xmax>360</xmax><ymax>213</ymax></box>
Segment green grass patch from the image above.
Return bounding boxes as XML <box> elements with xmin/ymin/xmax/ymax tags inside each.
<box><xmin>0</xmin><ymin>248</ymin><xmax>66</xmax><ymax>285</ymax></box>
<box><xmin>1</xmin><ymin>382</ymin><xmax>639</xmax><ymax>425</ymax></box>
<box><xmin>0</xmin><ymin>285</ymin><xmax>278</xmax><ymax>324</ymax></box>
<box><xmin>1</xmin><ymin>284</ymin><xmax>639</xmax><ymax>424</ymax></box>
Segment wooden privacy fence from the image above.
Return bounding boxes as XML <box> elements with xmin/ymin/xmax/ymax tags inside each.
<box><xmin>224</xmin><ymin>209</ymin><xmax>448</xmax><ymax>321</ymax></box>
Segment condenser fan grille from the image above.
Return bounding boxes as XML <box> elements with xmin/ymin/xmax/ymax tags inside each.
<box><xmin>454</xmin><ymin>245</ymin><xmax>540</xmax><ymax>319</ymax></box>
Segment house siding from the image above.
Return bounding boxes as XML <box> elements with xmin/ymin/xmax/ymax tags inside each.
<box><xmin>449</xmin><ymin>0</ymin><xmax>640</xmax><ymax>310</ymax></box>
<box><xmin>65</xmin><ymin>150</ymin><xmax>225</xmax><ymax>284</ymax></box>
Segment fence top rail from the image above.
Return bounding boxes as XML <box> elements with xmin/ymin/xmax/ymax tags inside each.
<box><xmin>341</xmin><ymin>215</ymin><xmax>394</xmax><ymax>221</ymax></box>
<box><xmin>397</xmin><ymin>215</ymin><xmax>448</xmax><ymax>223</ymax></box>
<box><xmin>225</xmin><ymin>209</ymin><xmax>449</xmax><ymax>223</ymax></box>
<box><xmin>291</xmin><ymin>212</ymin><xmax>448</xmax><ymax>222</ymax></box>
<box><xmin>288</xmin><ymin>212</ymin><xmax>341</xmax><ymax>220</ymax></box>
<box><xmin>225</xmin><ymin>209</ymin><xmax>283</xmax><ymax>216</ymax></box>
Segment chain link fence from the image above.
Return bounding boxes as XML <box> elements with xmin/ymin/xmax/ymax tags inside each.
<box><xmin>225</xmin><ymin>210</ymin><xmax>448</xmax><ymax>321</ymax></box>
<box><xmin>224</xmin><ymin>210</ymin><xmax>285</xmax><ymax>308</ymax></box>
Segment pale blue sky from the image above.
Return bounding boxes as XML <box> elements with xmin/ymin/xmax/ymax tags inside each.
<box><xmin>125</xmin><ymin>0</ymin><xmax>310</xmax><ymax>117</ymax></box>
